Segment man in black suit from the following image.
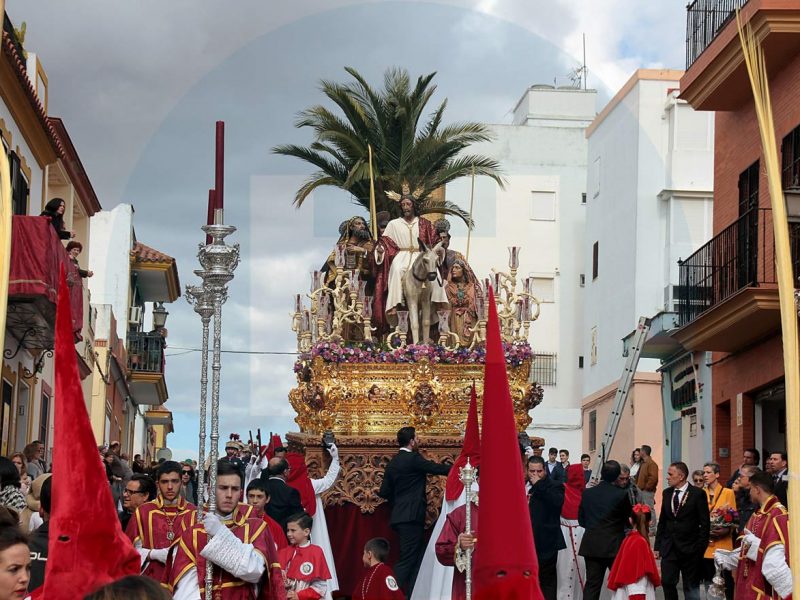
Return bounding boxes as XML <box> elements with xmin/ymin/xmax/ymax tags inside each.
<box><xmin>578</xmin><ymin>460</ymin><xmax>630</xmax><ymax>600</ymax></box>
<box><xmin>654</xmin><ymin>461</ymin><xmax>709</xmax><ymax>600</ymax></box>
<box><xmin>767</xmin><ymin>451</ymin><xmax>788</xmax><ymax>507</ymax></box>
<box><xmin>527</xmin><ymin>456</ymin><xmax>565</xmax><ymax>600</ymax></box>
<box><xmin>378</xmin><ymin>426</ymin><xmax>450</xmax><ymax>597</ymax></box>
<box><xmin>260</xmin><ymin>456</ymin><xmax>304</xmax><ymax>531</ymax></box>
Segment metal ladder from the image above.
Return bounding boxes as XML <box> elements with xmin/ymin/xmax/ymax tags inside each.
<box><xmin>589</xmin><ymin>316</ymin><xmax>652</xmax><ymax>483</ymax></box>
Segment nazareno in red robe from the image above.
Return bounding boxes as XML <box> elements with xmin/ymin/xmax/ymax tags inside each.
<box><xmin>352</xmin><ymin>562</ymin><xmax>404</xmax><ymax>600</ymax></box>
<box><xmin>436</xmin><ymin>503</ymin><xmax>480</xmax><ymax>600</ymax></box>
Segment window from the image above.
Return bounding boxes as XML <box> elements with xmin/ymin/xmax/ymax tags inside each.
<box><xmin>592</xmin><ymin>242</ymin><xmax>599</xmax><ymax>280</ymax></box>
<box><xmin>530</xmin><ymin>276</ymin><xmax>555</xmax><ymax>303</ymax></box>
<box><xmin>579</xmin><ymin>274</ymin><xmax>586</xmax><ymax>287</ymax></box>
<box><xmin>530</xmin><ymin>191</ymin><xmax>556</xmax><ymax>221</ymax></box>
<box><xmin>782</xmin><ymin>124</ymin><xmax>800</xmax><ymax>188</ymax></box>
<box><xmin>39</xmin><ymin>392</ymin><xmax>50</xmax><ymax>449</ymax></box>
<box><xmin>8</xmin><ymin>151</ymin><xmax>29</xmax><ymax>216</ymax></box>
<box><xmin>738</xmin><ymin>160</ymin><xmax>759</xmax><ymax>216</ymax></box>
<box><xmin>590</xmin><ymin>326</ymin><xmax>598</xmax><ymax>365</ymax></box>
<box><xmin>578</xmin><ymin>356</ymin><xmax>584</xmax><ymax>369</ymax></box>
<box><xmin>1</xmin><ymin>380</ymin><xmax>11</xmax><ymax>456</ymax></box>
<box><xmin>531</xmin><ymin>352</ymin><xmax>557</xmax><ymax>386</ymax></box>
<box><xmin>589</xmin><ymin>410</ymin><xmax>597</xmax><ymax>451</ymax></box>
<box><xmin>581</xmin><ymin>192</ymin><xmax>587</xmax><ymax>205</ymax></box>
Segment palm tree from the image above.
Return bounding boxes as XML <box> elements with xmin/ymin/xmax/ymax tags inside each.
<box><xmin>273</xmin><ymin>67</ymin><xmax>504</xmax><ymax>225</ymax></box>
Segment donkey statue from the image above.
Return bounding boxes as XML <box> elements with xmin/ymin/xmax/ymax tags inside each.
<box><xmin>401</xmin><ymin>239</ymin><xmax>445</xmax><ymax>344</ymax></box>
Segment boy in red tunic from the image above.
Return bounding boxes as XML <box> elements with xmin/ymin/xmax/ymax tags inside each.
<box><xmin>714</xmin><ymin>470</ymin><xmax>792</xmax><ymax>600</ymax></box>
<box><xmin>353</xmin><ymin>538</ymin><xmax>403</xmax><ymax>600</ymax></box>
<box><xmin>247</xmin><ymin>479</ymin><xmax>288</xmax><ymax>550</ymax></box>
<box><xmin>278</xmin><ymin>512</ymin><xmax>331</xmax><ymax>600</ymax></box>
<box><xmin>167</xmin><ymin>460</ymin><xmax>285</xmax><ymax>600</ymax></box>
<box><xmin>126</xmin><ymin>460</ymin><xmax>196</xmax><ymax>582</ymax></box>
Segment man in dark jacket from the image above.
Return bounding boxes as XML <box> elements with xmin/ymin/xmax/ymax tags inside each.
<box><xmin>527</xmin><ymin>456</ymin><xmax>565</xmax><ymax>600</ymax></box>
<box><xmin>28</xmin><ymin>476</ymin><xmax>52</xmax><ymax>592</ymax></box>
<box><xmin>261</xmin><ymin>456</ymin><xmax>304</xmax><ymax>531</ymax></box>
<box><xmin>118</xmin><ymin>474</ymin><xmax>156</xmax><ymax>532</ymax></box>
<box><xmin>578</xmin><ymin>460</ymin><xmax>630</xmax><ymax>600</ymax></box>
<box><xmin>734</xmin><ymin>464</ymin><xmax>759</xmax><ymax>530</ymax></box>
<box><xmin>378</xmin><ymin>426</ymin><xmax>450</xmax><ymax>597</ymax></box>
<box><xmin>654</xmin><ymin>461</ymin><xmax>709</xmax><ymax>600</ymax></box>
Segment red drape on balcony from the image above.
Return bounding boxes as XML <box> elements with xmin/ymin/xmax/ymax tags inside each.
<box><xmin>8</xmin><ymin>216</ymin><xmax>83</xmax><ymax>334</ymax></box>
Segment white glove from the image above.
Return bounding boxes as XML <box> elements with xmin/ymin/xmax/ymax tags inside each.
<box><xmin>148</xmin><ymin>547</ymin><xmax>169</xmax><ymax>564</ymax></box>
<box><xmin>524</xmin><ymin>446</ymin><xmax>534</xmax><ymax>458</ymax></box>
<box><xmin>204</xmin><ymin>512</ymin><xmax>224</xmax><ymax>537</ymax></box>
<box><xmin>742</xmin><ymin>530</ymin><xmax>761</xmax><ymax>562</ymax></box>
<box><xmin>328</xmin><ymin>443</ymin><xmax>339</xmax><ymax>460</ymax></box>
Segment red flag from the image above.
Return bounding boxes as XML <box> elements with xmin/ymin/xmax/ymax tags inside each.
<box><xmin>38</xmin><ymin>268</ymin><xmax>140</xmax><ymax>598</ymax></box>
<box><xmin>474</xmin><ymin>288</ymin><xmax>543</xmax><ymax>599</ymax></box>
<box><xmin>445</xmin><ymin>382</ymin><xmax>481</xmax><ymax>501</ymax></box>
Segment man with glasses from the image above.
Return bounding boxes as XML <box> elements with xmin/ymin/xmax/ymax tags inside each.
<box><xmin>119</xmin><ymin>474</ymin><xmax>156</xmax><ymax>531</ymax></box>
<box><xmin>725</xmin><ymin>448</ymin><xmax>759</xmax><ymax>488</ymax></box>
<box><xmin>180</xmin><ymin>465</ymin><xmax>197</xmax><ymax>505</ymax></box>
<box><xmin>734</xmin><ymin>465</ymin><xmax>759</xmax><ymax>529</ymax></box>
<box><xmin>126</xmin><ymin>460</ymin><xmax>197</xmax><ymax>582</ymax></box>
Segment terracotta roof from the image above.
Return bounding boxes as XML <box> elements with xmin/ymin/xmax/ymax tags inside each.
<box><xmin>1</xmin><ymin>30</ymin><xmax>64</xmax><ymax>158</ymax></box>
<box><xmin>132</xmin><ymin>241</ymin><xmax>176</xmax><ymax>264</ymax></box>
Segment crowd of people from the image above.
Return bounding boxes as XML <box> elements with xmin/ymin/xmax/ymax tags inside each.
<box><xmin>0</xmin><ymin>433</ymin><xmax>792</xmax><ymax>599</ymax></box>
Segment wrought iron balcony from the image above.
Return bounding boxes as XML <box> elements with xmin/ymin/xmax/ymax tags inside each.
<box><xmin>127</xmin><ymin>331</ymin><xmax>165</xmax><ymax>373</ymax></box>
<box><xmin>677</xmin><ymin>208</ymin><xmax>800</xmax><ymax>326</ymax></box>
<box><xmin>686</xmin><ymin>0</ymin><xmax>749</xmax><ymax>68</ymax></box>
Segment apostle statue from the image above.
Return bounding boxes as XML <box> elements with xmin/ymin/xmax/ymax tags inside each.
<box><xmin>322</xmin><ymin>215</ymin><xmax>374</xmax><ymax>288</ymax></box>
<box><xmin>444</xmin><ymin>259</ymin><xmax>479</xmax><ymax>344</ymax></box>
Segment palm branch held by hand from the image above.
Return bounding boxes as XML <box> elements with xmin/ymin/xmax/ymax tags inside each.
<box><xmin>273</xmin><ymin>67</ymin><xmax>505</xmax><ymax>226</ymax></box>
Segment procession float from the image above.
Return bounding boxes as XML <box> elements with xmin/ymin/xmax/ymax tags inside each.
<box><xmin>275</xmin><ymin>67</ymin><xmax>545</xmax><ymax>591</ymax></box>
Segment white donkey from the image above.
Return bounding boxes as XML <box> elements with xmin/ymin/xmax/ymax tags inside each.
<box><xmin>401</xmin><ymin>239</ymin><xmax>445</xmax><ymax>344</ymax></box>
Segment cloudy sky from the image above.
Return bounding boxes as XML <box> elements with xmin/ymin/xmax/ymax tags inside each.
<box><xmin>7</xmin><ymin>1</ymin><xmax>685</xmax><ymax>459</ymax></box>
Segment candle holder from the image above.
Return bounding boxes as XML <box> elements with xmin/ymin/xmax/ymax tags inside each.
<box><xmin>387</xmin><ymin>310</ymin><xmax>409</xmax><ymax>347</ymax></box>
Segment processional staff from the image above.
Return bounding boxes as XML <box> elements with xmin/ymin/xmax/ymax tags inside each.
<box><xmin>459</xmin><ymin>458</ymin><xmax>476</xmax><ymax>600</ymax></box>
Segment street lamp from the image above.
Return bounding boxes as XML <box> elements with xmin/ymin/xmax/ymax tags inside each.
<box><xmin>152</xmin><ymin>302</ymin><xmax>169</xmax><ymax>330</ymax></box>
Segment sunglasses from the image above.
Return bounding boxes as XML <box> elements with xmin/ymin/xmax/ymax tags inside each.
<box><xmin>182</xmin><ymin>470</ymin><xmax>192</xmax><ymax>475</ymax></box>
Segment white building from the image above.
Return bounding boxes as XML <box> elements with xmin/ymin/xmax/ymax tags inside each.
<box><xmin>446</xmin><ymin>84</ymin><xmax>597</xmax><ymax>453</ymax></box>
<box><xmin>581</xmin><ymin>69</ymin><xmax>714</xmax><ymax>471</ymax></box>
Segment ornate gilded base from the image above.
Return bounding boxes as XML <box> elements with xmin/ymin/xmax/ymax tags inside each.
<box><xmin>288</xmin><ymin>431</ymin><xmax>544</xmax><ymax>525</ymax></box>
<box><xmin>290</xmin><ymin>356</ymin><xmax>542</xmax><ymax>436</ymax></box>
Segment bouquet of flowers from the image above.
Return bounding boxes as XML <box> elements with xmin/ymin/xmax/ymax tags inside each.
<box><xmin>710</xmin><ymin>505</ymin><xmax>739</xmax><ymax>530</ymax></box>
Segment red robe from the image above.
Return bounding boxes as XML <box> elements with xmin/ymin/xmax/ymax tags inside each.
<box><xmin>735</xmin><ymin>495</ymin><xmax>790</xmax><ymax>600</ymax></box>
<box><xmin>607</xmin><ymin>530</ymin><xmax>660</xmax><ymax>594</ymax></box>
<box><xmin>372</xmin><ymin>216</ymin><xmax>439</xmax><ymax>333</ymax></box>
<box><xmin>125</xmin><ymin>495</ymin><xmax>196</xmax><ymax>582</ymax></box>
<box><xmin>168</xmin><ymin>503</ymin><xmax>285</xmax><ymax>600</ymax></box>
<box><xmin>352</xmin><ymin>562</ymin><xmax>404</xmax><ymax>600</ymax></box>
<box><xmin>435</xmin><ymin>503</ymin><xmax>480</xmax><ymax>600</ymax></box>
<box><xmin>251</xmin><ymin>508</ymin><xmax>289</xmax><ymax>550</ymax></box>
<box><xmin>278</xmin><ymin>543</ymin><xmax>331</xmax><ymax>600</ymax></box>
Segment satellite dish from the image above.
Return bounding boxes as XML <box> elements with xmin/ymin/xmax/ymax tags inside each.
<box><xmin>156</xmin><ymin>447</ymin><xmax>173</xmax><ymax>462</ymax></box>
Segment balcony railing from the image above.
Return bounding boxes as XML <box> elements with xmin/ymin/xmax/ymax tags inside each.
<box><xmin>678</xmin><ymin>208</ymin><xmax>800</xmax><ymax>325</ymax></box>
<box><xmin>686</xmin><ymin>0</ymin><xmax>749</xmax><ymax>68</ymax></box>
<box><xmin>127</xmin><ymin>332</ymin><xmax>165</xmax><ymax>374</ymax></box>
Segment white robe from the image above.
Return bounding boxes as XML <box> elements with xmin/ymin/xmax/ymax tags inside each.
<box><xmin>411</xmin><ymin>482</ymin><xmax>479</xmax><ymax>600</ymax></box>
<box><xmin>377</xmin><ymin>217</ymin><xmax>448</xmax><ymax>311</ymax></box>
<box><xmin>310</xmin><ymin>456</ymin><xmax>341</xmax><ymax>600</ymax></box>
<box><xmin>556</xmin><ymin>517</ymin><xmax>585</xmax><ymax>600</ymax></box>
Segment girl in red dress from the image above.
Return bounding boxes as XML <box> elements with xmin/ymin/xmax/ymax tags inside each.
<box><xmin>607</xmin><ymin>504</ymin><xmax>661</xmax><ymax>600</ymax></box>
<box><xmin>278</xmin><ymin>512</ymin><xmax>331</xmax><ymax>600</ymax></box>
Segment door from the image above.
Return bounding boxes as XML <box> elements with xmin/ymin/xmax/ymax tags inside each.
<box><xmin>1</xmin><ymin>380</ymin><xmax>12</xmax><ymax>456</ymax></box>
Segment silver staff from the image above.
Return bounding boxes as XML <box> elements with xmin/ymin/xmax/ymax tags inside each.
<box><xmin>185</xmin><ymin>281</ymin><xmax>216</xmax><ymax>522</ymax></box>
<box><xmin>459</xmin><ymin>458</ymin><xmax>476</xmax><ymax>600</ymax></box>
<box><xmin>196</xmin><ymin>220</ymin><xmax>239</xmax><ymax>597</ymax></box>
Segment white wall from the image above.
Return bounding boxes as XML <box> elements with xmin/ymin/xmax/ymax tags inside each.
<box><xmin>446</xmin><ymin>86</ymin><xmax>597</xmax><ymax>453</ymax></box>
<box><xmin>583</xmin><ymin>76</ymin><xmax>714</xmax><ymax>400</ymax></box>
<box><xmin>88</xmin><ymin>204</ymin><xmax>134</xmax><ymax>342</ymax></box>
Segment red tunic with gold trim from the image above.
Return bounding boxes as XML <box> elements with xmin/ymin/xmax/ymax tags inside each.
<box><xmin>352</xmin><ymin>563</ymin><xmax>404</xmax><ymax>600</ymax></box>
<box><xmin>168</xmin><ymin>503</ymin><xmax>285</xmax><ymax>600</ymax></box>
<box><xmin>125</xmin><ymin>495</ymin><xmax>196</xmax><ymax>581</ymax></box>
<box><xmin>278</xmin><ymin>543</ymin><xmax>331</xmax><ymax>600</ymax></box>
<box><xmin>249</xmin><ymin>508</ymin><xmax>288</xmax><ymax>551</ymax></box>
<box><xmin>735</xmin><ymin>495</ymin><xmax>790</xmax><ymax>600</ymax></box>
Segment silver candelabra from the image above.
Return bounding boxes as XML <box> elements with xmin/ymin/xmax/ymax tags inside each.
<box><xmin>189</xmin><ymin>220</ymin><xmax>239</xmax><ymax>597</ymax></box>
